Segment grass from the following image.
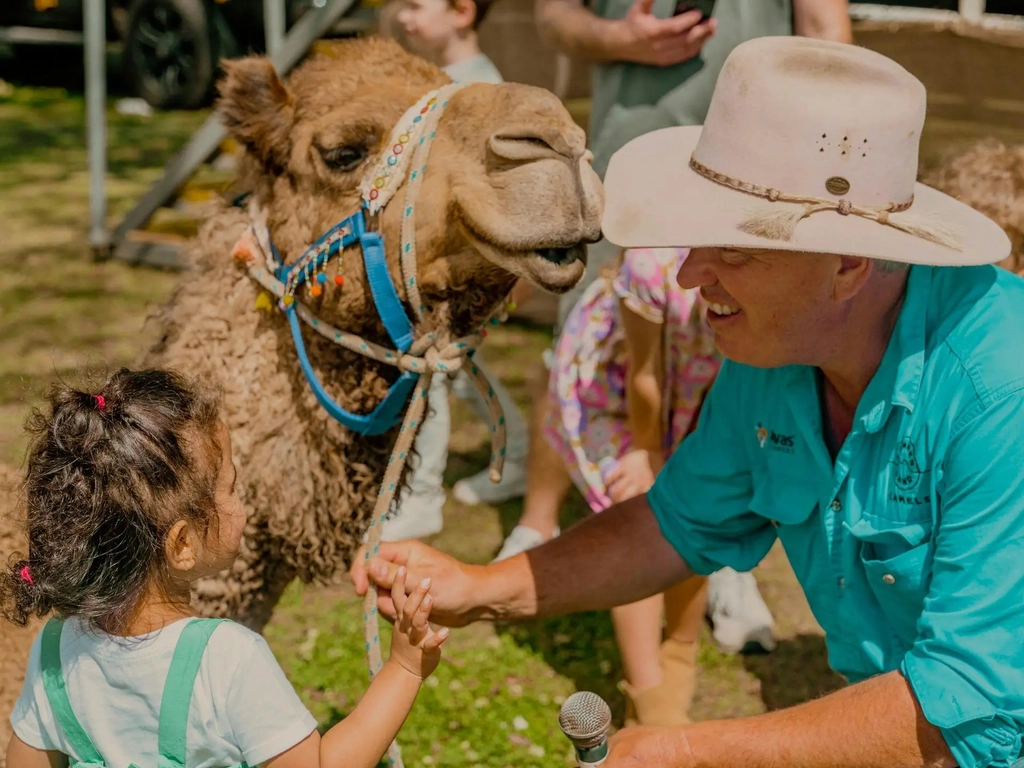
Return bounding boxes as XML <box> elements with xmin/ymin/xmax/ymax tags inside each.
<box><xmin>0</xmin><ymin>73</ymin><xmax>840</xmax><ymax>768</ymax></box>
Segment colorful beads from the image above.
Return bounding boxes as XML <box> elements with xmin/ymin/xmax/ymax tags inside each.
<box><xmin>254</xmin><ymin>292</ymin><xmax>273</xmax><ymax>312</ymax></box>
<box><xmin>317</xmin><ymin>272</ymin><xmax>327</xmax><ymax>284</ymax></box>
<box><xmin>282</xmin><ymin>295</ymin><xmax>295</xmax><ymax>306</ymax></box>
<box><xmin>310</xmin><ymin>285</ymin><xmax>322</xmax><ymax>297</ymax></box>
<box><xmin>335</xmin><ymin>275</ymin><xmax>345</xmax><ymax>286</ymax></box>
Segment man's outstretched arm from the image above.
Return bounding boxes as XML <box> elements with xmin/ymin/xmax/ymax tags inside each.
<box><xmin>485</xmin><ymin>493</ymin><xmax>693</xmax><ymax>621</ymax></box>
<box><xmin>354</xmin><ymin>493</ymin><xmax>692</xmax><ymax>627</ymax></box>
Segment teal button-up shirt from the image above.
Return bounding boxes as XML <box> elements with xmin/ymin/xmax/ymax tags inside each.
<box><xmin>648</xmin><ymin>264</ymin><xmax>1024</xmax><ymax>768</ymax></box>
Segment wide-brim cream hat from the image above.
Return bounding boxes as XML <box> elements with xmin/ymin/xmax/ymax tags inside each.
<box><xmin>601</xmin><ymin>36</ymin><xmax>1011</xmax><ymax>266</ymax></box>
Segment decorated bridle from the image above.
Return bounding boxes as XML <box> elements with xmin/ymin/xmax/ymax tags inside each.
<box><xmin>230</xmin><ymin>82</ymin><xmax>509</xmax><ymax>768</ymax></box>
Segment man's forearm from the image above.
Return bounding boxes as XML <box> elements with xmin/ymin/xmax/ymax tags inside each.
<box><xmin>685</xmin><ymin>671</ymin><xmax>955</xmax><ymax>768</ymax></box>
<box><xmin>477</xmin><ymin>494</ymin><xmax>692</xmax><ymax>621</ymax></box>
<box><xmin>535</xmin><ymin>0</ymin><xmax>627</xmax><ymax>62</ymax></box>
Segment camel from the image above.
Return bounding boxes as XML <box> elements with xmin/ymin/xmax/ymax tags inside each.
<box><xmin>135</xmin><ymin>37</ymin><xmax>603</xmax><ymax>630</ymax></box>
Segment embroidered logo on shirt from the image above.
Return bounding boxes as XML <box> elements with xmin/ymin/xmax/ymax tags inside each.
<box><xmin>888</xmin><ymin>437</ymin><xmax>931</xmax><ymax>505</ymax></box>
<box><xmin>755</xmin><ymin>422</ymin><xmax>795</xmax><ymax>453</ymax></box>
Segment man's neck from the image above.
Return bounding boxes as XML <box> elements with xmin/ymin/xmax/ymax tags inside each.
<box><xmin>438</xmin><ymin>34</ymin><xmax>482</xmax><ymax>68</ymax></box>
<box><xmin>818</xmin><ymin>271</ymin><xmax>909</xmax><ymax>417</ymax></box>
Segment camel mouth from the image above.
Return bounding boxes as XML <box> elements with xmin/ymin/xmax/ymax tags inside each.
<box><xmin>462</xmin><ymin>225</ymin><xmax>588</xmax><ymax>293</ymax></box>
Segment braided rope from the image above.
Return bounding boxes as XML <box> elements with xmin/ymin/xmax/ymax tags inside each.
<box><xmin>362</xmin><ymin>370</ymin><xmax>433</xmax><ymax>768</ymax></box>
<box><xmin>243</xmin><ymin>239</ymin><xmax>507</xmax><ymax>768</ymax></box>
<box><xmin>688</xmin><ymin>156</ymin><xmax>913</xmax><ymax>218</ymax></box>
<box><xmin>399</xmin><ymin>89</ymin><xmax>462</xmax><ymax>320</ymax></box>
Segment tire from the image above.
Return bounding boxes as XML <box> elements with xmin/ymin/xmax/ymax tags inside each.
<box><xmin>122</xmin><ymin>0</ymin><xmax>218</xmax><ymax>110</ymax></box>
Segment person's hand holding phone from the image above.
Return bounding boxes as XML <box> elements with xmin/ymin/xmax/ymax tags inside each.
<box><xmin>611</xmin><ymin>0</ymin><xmax>716</xmax><ymax>67</ymax></box>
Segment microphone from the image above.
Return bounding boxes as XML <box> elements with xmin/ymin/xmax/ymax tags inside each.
<box><xmin>559</xmin><ymin>691</ymin><xmax>612</xmax><ymax>767</ymax></box>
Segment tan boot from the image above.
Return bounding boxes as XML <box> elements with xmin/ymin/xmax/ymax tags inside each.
<box><xmin>618</xmin><ymin>679</ymin><xmax>693</xmax><ymax>727</ymax></box>
<box><xmin>658</xmin><ymin>637</ymin><xmax>698</xmax><ymax>722</ymax></box>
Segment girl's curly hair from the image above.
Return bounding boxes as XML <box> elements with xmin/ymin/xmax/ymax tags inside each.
<box><xmin>0</xmin><ymin>368</ymin><xmax>222</xmax><ymax>633</ymax></box>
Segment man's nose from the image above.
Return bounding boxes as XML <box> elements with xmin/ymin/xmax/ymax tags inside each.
<box><xmin>676</xmin><ymin>247</ymin><xmax>717</xmax><ymax>290</ymax></box>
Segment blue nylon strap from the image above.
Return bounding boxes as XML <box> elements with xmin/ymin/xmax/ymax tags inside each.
<box><xmin>285</xmin><ymin>308</ymin><xmax>419</xmax><ymax>436</ymax></box>
<box><xmin>361</xmin><ymin>230</ymin><xmax>414</xmax><ymax>353</ymax></box>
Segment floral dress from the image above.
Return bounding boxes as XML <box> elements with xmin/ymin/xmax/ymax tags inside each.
<box><xmin>543</xmin><ymin>248</ymin><xmax>720</xmax><ymax>513</ymax></box>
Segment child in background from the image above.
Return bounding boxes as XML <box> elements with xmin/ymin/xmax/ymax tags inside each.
<box><xmin>3</xmin><ymin>369</ymin><xmax>447</xmax><ymax>768</ymax></box>
<box><xmin>540</xmin><ymin>248</ymin><xmax>775</xmax><ymax>726</ymax></box>
<box><xmin>383</xmin><ymin>0</ymin><xmax>530</xmax><ymax>540</ymax></box>
<box><xmin>395</xmin><ymin>0</ymin><xmax>502</xmax><ymax>84</ymax></box>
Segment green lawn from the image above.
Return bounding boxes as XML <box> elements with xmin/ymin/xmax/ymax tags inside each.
<box><xmin>0</xmin><ymin>80</ymin><xmax>836</xmax><ymax>768</ymax></box>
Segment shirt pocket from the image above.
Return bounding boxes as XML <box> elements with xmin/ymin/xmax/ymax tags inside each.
<box><xmin>847</xmin><ymin>518</ymin><xmax>934</xmax><ymax>648</ymax></box>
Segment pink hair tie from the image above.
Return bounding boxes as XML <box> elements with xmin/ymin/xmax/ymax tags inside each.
<box><xmin>93</xmin><ymin>395</ymin><xmax>106</xmax><ymax>410</ymax></box>
<box><xmin>20</xmin><ymin>565</ymin><xmax>33</xmax><ymax>585</ymax></box>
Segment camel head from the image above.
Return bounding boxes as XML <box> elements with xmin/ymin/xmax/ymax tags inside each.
<box><xmin>217</xmin><ymin>37</ymin><xmax>603</xmax><ymax>341</ymax></box>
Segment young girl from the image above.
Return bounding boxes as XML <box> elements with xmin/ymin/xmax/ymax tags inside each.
<box><xmin>540</xmin><ymin>247</ymin><xmax>773</xmax><ymax>726</ymax></box>
<box><xmin>2</xmin><ymin>368</ymin><xmax>448</xmax><ymax>768</ymax></box>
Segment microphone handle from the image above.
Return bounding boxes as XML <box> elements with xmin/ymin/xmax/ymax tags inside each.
<box><xmin>573</xmin><ymin>740</ymin><xmax>609</xmax><ymax>767</ymax></box>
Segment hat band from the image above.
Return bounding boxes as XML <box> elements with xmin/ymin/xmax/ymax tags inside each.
<box><xmin>688</xmin><ymin>156</ymin><xmax>961</xmax><ymax>252</ymax></box>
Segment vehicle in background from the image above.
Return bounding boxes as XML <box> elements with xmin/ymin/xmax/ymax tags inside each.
<box><xmin>0</xmin><ymin>0</ymin><xmax>378</xmax><ymax>109</ymax></box>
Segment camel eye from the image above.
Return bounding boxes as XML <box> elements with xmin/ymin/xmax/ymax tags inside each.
<box><xmin>318</xmin><ymin>144</ymin><xmax>367</xmax><ymax>172</ymax></box>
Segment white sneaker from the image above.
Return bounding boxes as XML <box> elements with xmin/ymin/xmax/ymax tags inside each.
<box><xmin>380</xmin><ymin>488</ymin><xmax>445</xmax><ymax>542</ymax></box>
<box><xmin>492</xmin><ymin>524</ymin><xmax>559</xmax><ymax>563</ymax></box>
<box><xmin>706</xmin><ymin>567</ymin><xmax>777</xmax><ymax>654</ymax></box>
<box><xmin>452</xmin><ymin>460</ymin><xmax>527</xmax><ymax>506</ymax></box>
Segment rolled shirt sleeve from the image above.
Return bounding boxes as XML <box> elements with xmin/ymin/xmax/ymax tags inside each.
<box><xmin>900</xmin><ymin>394</ymin><xmax>1024</xmax><ymax>768</ymax></box>
<box><xmin>646</xmin><ymin>361</ymin><xmax>777</xmax><ymax>576</ymax></box>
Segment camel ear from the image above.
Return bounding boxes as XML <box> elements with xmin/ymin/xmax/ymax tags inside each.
<box><xmin>216</xmin><ymin>57</ymin><xmax>294</xmax><ymax>172</ymax></box>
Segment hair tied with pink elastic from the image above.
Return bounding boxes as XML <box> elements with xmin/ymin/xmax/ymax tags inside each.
<box><xmin>20</xmin><ymin>565</ymin><xmax>33</xmax><ymax>585</ymax></box>
<box><xmin>93</xmin><ymin>395</ymin><xmax>106</xmax><ymax>410</ymax></box>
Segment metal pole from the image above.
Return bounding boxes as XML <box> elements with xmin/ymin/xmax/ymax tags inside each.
<box><xmin>264</xmin><ymin>0</ymin><xmax>285</xmax><ymax>58</ymax></box>
<box><xmin>959</xmin><ymin>0</ymin><xmax>985</xmax><ymax>22</ymax></box>
<box><xmin>84</xmin><ymin>0</ymin><xmax>108</xmax><ymax>253</ymax></box>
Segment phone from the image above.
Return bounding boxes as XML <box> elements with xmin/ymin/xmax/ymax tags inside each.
<box><xmin>672</xmin><ymin>0</ymin><xmax>715</xmax><ymax>21</ymax></box>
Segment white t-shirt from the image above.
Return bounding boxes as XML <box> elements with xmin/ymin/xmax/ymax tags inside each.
<box><xmin>11</xmin><ymin>617</ymin><xmax>318</xmax><ymax>768</ymax></box>
<box><xmin>443</xmin><ymin>54</ymin><xmax>504</xmax><ymax>85</ymax></box>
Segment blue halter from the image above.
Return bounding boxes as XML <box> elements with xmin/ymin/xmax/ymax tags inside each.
<box><xmin>255</xmin><ymin>203</ymin><xmax>421</xmax><ymax>437</ymax></box>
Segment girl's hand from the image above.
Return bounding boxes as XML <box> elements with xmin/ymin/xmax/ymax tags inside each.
<box><xmin>606</xmin><ymin>449</ymin><xmax>664</xmax><ymax>503</ymax></box>
<box><xmin>388</xmin><ymin>566</ymin><xmax>449</xmax><ymax>679</ymax></box>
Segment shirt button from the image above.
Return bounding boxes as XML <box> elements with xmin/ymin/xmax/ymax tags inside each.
<box><xmin>830</xmin><ymin>499</ymin><xmax>842</xmax><ymax>512</ymax></box>
<box><xmin>882</xmin><ymin>573</ymin><xmax>896</xmax><ymax>585</ymax></box>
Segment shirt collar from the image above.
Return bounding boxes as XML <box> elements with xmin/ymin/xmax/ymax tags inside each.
<box><xmin>858</xmin><ymin>265</ymin><xmax>931</xmax><ymax>434</ymax></box>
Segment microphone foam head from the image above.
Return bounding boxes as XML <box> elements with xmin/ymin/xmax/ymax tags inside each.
<box><xmin>558</xmin><ymin>691</ymin><xmax>612</xmax><ymax>749</ymax></box>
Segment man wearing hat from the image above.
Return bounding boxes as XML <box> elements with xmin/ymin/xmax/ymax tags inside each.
<box><xmin>355</xmin><ymin>37</ymin><xmax>1024</xmax><ymax>768</ymax></box>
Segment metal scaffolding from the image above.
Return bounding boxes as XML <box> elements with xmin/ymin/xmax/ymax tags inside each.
<box><xmin>77</xmin><ymin>0</ymin><xmax>360</xmax><ymax>265</ymax></box>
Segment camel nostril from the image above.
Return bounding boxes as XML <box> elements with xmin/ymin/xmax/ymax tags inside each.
<box><xmin>488</xmin><ymin>132</ymin><xmax>560</xmax><ymax>161</ymax></box>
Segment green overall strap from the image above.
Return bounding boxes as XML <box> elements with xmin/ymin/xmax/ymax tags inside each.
<box><xmin>39</xmin><ymin>618</ymin><xmax>105</xmax><ymax>766</ymax></box>
<box><xmin>157</xmin><ymin>619</ymin><xmax>227</xmax><ymax>768</ymax></box>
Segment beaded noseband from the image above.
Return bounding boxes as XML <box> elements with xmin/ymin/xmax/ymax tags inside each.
<box><xmin>231</xmin><ymin>82</ymin><xmax>509</xmax><ymax>768</ymax></box>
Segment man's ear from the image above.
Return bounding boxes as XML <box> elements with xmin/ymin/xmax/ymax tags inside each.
<box><xmin>216</xmin><ymin>57</ymin><xmax>294</xmax><ymax>173</ymax></box>
<box><xmin>833</xmin><ymin>255</ymin><xmax>873</xmax><ymax>302</ymax></box>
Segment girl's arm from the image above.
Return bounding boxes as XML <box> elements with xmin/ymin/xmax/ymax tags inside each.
<box><xmin>619</xmin><ymin>297</ymin><xmax>665</xmax><ymax>461</ymax></box>
<box><xmin>5</xmin><ymin>734</ymin><xmax>67</xmax><ymax>768</ymax></box>
<box><xmin>605</xmin><ymin>295</ymin><xmax>667</xmax><ymax>502</ymax></box>
<box><xmin>266</xmin><ymin>570</ymin><xmax>446</xmax><ymax>768</ymax></box>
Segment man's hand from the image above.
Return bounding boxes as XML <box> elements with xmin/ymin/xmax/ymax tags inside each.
<box><xmin>350</xmin><ymin>540</ymin><xmax>483</xmax><ymax>628</ymax></box>
<box><xmin>612</xmin><ymin>0</ymin><xmax>716</xmax><ymax>67</ymax></box>
<box><xmin>604</xmin><ymin>725</ymin><xmax>696</xmax><ymax>768</ymax></box>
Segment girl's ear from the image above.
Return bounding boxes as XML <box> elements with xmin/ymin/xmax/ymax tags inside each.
<box><xmin>165</xmin><ymin>520</ymin><xmax>197</xmax><ymax>572</ymax></box>
<box><xmin>451</xmin><ymin>0</ymin><xmax>477</xmax><ymax>31</ymax></box>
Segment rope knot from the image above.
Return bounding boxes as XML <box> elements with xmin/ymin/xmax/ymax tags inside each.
<box><xmin>767</xmin><ymin>189</ymin><xmax>781</xmax><ymax>202</ymax></box>
<box><xmin>837</xmin><ymin>199</ymin><xmax>853</xmax><ymax>216</ymax></box>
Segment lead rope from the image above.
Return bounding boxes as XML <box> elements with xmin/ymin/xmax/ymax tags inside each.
<box><xmin>240</xmin><ymin>82</ymin><xmax>507</xmax><ymax>768</ymax></box>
